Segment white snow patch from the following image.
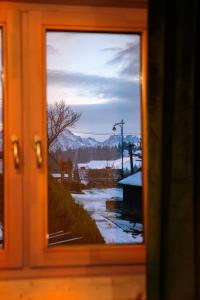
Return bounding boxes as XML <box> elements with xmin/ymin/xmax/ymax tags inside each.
<box><xmin>118</xmin><ymin>171</ymin><xmax>142</xmax><ymax>187</ymax></box>
<box><xmin>51</xmin><ymin>173</ymin><xmax>69</xmax><ymax>178</ymax></box>
<box><xmin>78</xmin><ymin>156</ymin><xmax>141</xmax><ymax>170</ymax></box>
<box><xmin>94</xmin><ymin>215</ymin><xmax>140</xmax><ymax>244</ymax></box>
<box><xmin>72</xmin><ymin>188</ymin><xmax>122</xmax><ymax>212</ymax></box>
<box><xmin>72</xmin><ymin>188</ymin><xmax>143</xmax><ymax>244</ymax></box>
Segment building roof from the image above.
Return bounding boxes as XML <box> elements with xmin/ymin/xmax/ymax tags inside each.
<box><xmin>118</xmin><ymin>171</ymin><xmax>142</xmax><ymax>187</ymax></box>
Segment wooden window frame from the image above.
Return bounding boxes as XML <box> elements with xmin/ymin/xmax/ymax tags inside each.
<box><xmin>0</xmin><ymin>9</ymin><xmax>23</xmax><ymax>269</ymax></box>
<box><xmin>26</xmin><ymin>5</ymin><xmax>148</xmax><ymax>269</ymax></box>
<box><xmin>0</xmin><ymin>1</ymin><xmax>147</xmax><ymax>277</ymax></box>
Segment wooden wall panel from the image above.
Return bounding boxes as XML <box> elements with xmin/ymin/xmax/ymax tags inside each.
<box><xmin>0</xmin><ymin>275</ymin><xmax>146</xmax><ymax>300</ymax></box>
<box><xmin>1</xmin><ymin>0</ymin><xmax>147</xmax><ymax>9</ymax></box>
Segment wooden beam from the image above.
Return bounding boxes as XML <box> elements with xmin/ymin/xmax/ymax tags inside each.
<box><xmin>2</xmin><ymin>0</ymin><xmax>148</xmax><ymax>9</ymax></box>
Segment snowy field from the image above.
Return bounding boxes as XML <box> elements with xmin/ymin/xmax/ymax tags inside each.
<box><xmin>78</xmin><ymin>156</ymin><xmax>142</xmax><ymax>170</ymax></box>
<box><xmin>72</xmin><ymin>188</ymin><xmax>143</xmax><ymax>244</ymax></box>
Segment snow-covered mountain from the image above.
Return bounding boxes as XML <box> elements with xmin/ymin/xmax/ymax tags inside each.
<box><xmin>50</xmin><ymin>129</ymin><xmax>101</xmax><ymax>151</ymax></box>
<box><xmin>102</xmin><ymin>134</ymin><xmax>141</xmax><ymax>148</ymax></box>
<box><xmin>50</xmin><ymin>128</ymin><xmax>141</xmax><ymax>151</ymax></box>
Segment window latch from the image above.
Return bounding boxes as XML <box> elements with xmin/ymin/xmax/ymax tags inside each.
<box><xmin>34</xmin><ymin>136</ymin><xmax>43</xmax><ymax>168</ymax></box>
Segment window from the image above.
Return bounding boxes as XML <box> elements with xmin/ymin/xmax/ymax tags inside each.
<box><xmin>0</xmin><ymin>2</ymin><xmax>147</xmax><ymax>277</ymax></box>
<box><xmin>47</xmin><ymin>31</ymin><xmax>143</xmax><ymax>247</ymax></box>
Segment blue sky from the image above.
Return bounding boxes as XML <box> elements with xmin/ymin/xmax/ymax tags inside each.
<box><xmin>47</xmin><ymin>31</ymin><xmax>142</xmax><ymax>141</ymax></box>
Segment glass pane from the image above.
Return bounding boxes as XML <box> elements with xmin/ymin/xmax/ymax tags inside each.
<box><xmin>0</xmin><ymin>29</ymin><xmax>4</xmax><ymax>247</ymax></box>
<box><xmin>46</xmin><ymin>31</ymin><xmax>143</xmax><ymax>246</ymax></box>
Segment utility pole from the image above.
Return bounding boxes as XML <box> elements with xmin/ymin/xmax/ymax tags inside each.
<box><xmin>112</xmin><ymin>119</ymin><xmax>125</xmax><ymax>177</ymax></box>
<box><xmin>128</xmin><ymin>143</ymin><xmax>134</xmax><ymax>174</ymax></box>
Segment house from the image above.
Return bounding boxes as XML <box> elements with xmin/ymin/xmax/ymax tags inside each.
<box><xmin>119</xmin><ymin>171</ymin><xmax>142</xmax><ymax>220</ymax></box>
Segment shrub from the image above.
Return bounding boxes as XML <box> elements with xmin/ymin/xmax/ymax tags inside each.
<box><xmin>48</xmin><ymin>175</ymin><xmax>104</xmax><ymax>244</ymax></box>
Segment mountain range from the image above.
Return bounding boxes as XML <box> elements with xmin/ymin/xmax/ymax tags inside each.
<box><xmin>50</xmin><ymin>129</ymin><xmax>141</xmax><ymax>151</ymax></box>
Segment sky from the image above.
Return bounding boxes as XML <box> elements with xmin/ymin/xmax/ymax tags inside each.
<box><xmin>46</xmin><ymin>31</ymin><xmax>142</xmax><ymax>141</ymax></box>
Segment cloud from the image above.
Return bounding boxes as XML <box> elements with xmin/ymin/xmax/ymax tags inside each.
<box><xmin>107</xmin><ymin>42</ymin><xmax>139</xmax><ymax>64</ymax></box>
<box><xmin>70</xmin><ymin>100</ymin><xmax>141</xmax><ymax>138</ymax></box>
<box><xmin>47</xmin><ymin>69</ymin><xmax>140</xmax><ymax>103</ymax></box>
<box><xmin>101</xmin><ymin>47</ymin><xmax>122</xmax><ymax>52</ymax></box>
<box><xmin>46</xmin><ymin>44</ymin><xmax>59</xmax><ymax>55</ymax></box>
<box><xmin>106</xmin><ymin>41</ymin><xmax>140</xmax><ymax>78</ymax></box>
<box><xmin>120</xmin><ymin>56</ymin><xmax>140</xmax><ymax>78</ymax></box>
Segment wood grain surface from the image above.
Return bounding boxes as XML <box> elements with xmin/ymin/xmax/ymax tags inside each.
<box><xmin>0</xmin><ymin>274</ymin><xmax>146</xmax><ymax>300</ymax></box>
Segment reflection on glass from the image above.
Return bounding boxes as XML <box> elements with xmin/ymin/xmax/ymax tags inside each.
<box><xmin>0</xmin><ymin>29</ymin><xmax>3</xmax><ymax>247</ymax></box>
<box><xmin>46</xmin><ymin>31</ymin><xmax>143</xmax><ymax>246</ymax></box>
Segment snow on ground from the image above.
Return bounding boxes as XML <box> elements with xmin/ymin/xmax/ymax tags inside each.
<box><xmin>119</xmin><ymin>172</ymin><xmax>142</xmax><ymax>186</ymax></box>
<box><xmin>78</xmin><ymin>156</ymin><xmax>141</xmax><ymax>170</ymax></box>
<box><xmin>51</xmin><ymin>173</ymin><xmax>69</xmax><ymax>178</ymax></box>
<box><xmin>72</xmin><ymin>188</ymin><xmax>122</xmax><ymax>212</ymax></box>
<box><xmin>72</xmin><ymin>188</ymin><xmax>143</xmax><ymax>244</ymax></box>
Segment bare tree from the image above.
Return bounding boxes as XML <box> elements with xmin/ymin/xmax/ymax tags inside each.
<box><xmin>48</xmin><ymin>100</ymin><xmax>81</xmax><ymax>149</ymax></box>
